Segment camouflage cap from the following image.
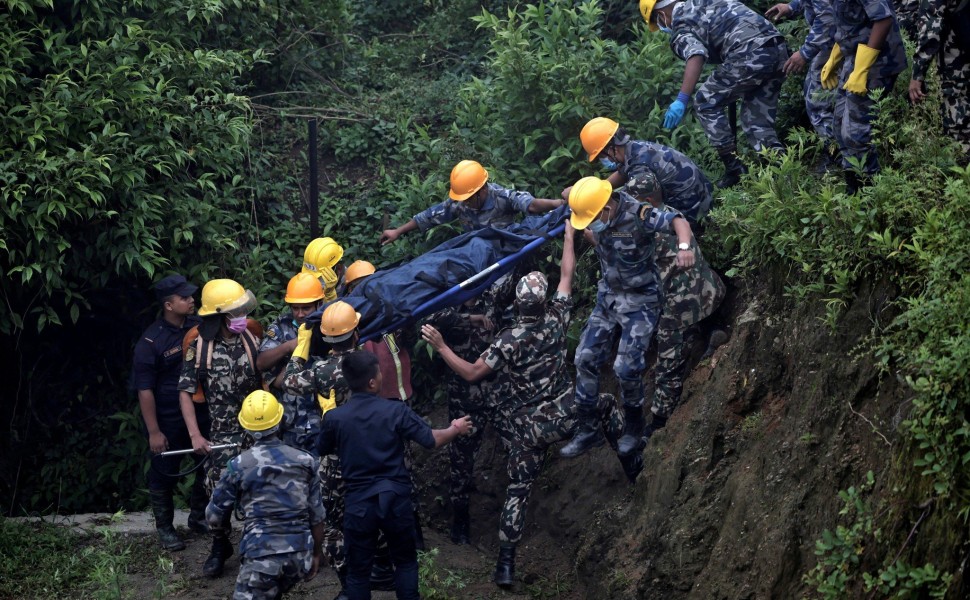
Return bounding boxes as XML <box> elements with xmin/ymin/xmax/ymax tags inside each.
<box><xmin>626</xmin><ymin>169</ymin><xmax>660</xmax><ymax>201</ymax></box>
<box><xmin>516</xmin><ymin>271</ymin><xmax>548</xmax><ymax>305</ymax></box>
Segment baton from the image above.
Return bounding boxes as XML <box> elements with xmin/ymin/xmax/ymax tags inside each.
<box><xmin>157</xmin><ymin>443</ymin><xmax>238</xmax><ymax>457</ymax></box>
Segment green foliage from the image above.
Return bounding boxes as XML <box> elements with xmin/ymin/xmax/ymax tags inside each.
<box><xmin>417</xmin><ymin>547</ymin><xmax>467</xmax><ymax>599</ymax></box>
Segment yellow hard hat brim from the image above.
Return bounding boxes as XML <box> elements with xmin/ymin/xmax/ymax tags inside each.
<box><xmin>570</xmin><ymin>212</ymin><xmax>597</xmax><ymax>230</ymax></box>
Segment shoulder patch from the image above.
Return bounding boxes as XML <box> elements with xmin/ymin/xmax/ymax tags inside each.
<box><xmin>185</xmin><ymin>346</ymin><xmax>196</xmax><ymax>362</ymax></box>
<box><xmin>639</xmin><ymin>204</ymin><xmax>651</xmax><ymax>220</ymax></box>
<box><xmin>266</xmin><ymin>328</ymin><xmax>277</xmax><ymax>339</ymax></box>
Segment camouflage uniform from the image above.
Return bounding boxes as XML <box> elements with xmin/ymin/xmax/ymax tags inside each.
<box><xmin>790</xmin><ymin>0</ymin><xmax>839</xmax><ymax>142</ymax></box>
<box><xmin>411</xmin><ymin>182</ymin><xmax>535</xmax><ymax>233</ymax></box>
<box><xmin>895</xmin><ymin>0</ymin><xmax>920</xmax><ymax>37</ymax></box>
<box><xmin>206</xmin><ymin>437</ymin><xmax>326</xmax><ymax>600</ymax></box>
<box><xmin>482</xmin><ymin>289</ymin><xmax>624</xmax><ymax>544</ymax></box>
<box><xmin>911</xmin><ymin>0</ymin><xmax>970</xmax><ymax>153</ymax></box>
<box><xmin>832</xmin><ymin>0</ymin><xmax>907</xmax><ymax>173</ymax></box>
<box><xmin>670</xmin><ymin>0</ymin><xmax>789</xmax><ymax>152</ymax></box>
<box><xmin>651</xmin><ymin>232</ymin><xmax>726</xmax><ymax>419</ymax></box>
<box><xmin>427</xmin><ymin>306</ymin><xmax>495</xmax><ymax>507</ymax></box>
<box><xmin>617</xmin><ymin>140</ymin><xmax>714</xmax><ymax>225</ymax></box>
<box><xmin>574</xmin><ymin>192</ymin><xmax>684</xmax><ymax>412</ymax></box>
<box><xmin>283</xmin><ymin>351</ymin><xmax>353</xmax><ymax>574</ymax></box>
<box><xmin>260</xmin><ymin>313</ymin><xmax>320</xmax><ymax>452</ymax></box>
<box><xmin>178</xmin><ymin>334</ymin><xmax>262</xmax><ymax>503</ymax></box>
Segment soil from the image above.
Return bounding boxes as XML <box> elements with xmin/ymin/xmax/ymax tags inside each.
<box><xmin>121</xmin><ymin>276</ymin><xmax>904</xmax><ymax>599</ymax></box>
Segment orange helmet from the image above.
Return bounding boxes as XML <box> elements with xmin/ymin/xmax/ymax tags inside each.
<box><xmin>345</xmin><ymin>260</ymin><xmax>376</xmax><ymax>286</ymax></box>
<box><xmin>448</xmin><ymin>160</ymin><xmax>489</xmax><ymax>201</ymax></box>
<box><xmin>580</xmin><ymin>117</ymin><xmax>620</xmax><ymax>162</ymax></box>
<box><xmin>284</xmin><ymin>272</ymin><xmax>326</xmax><ymax>304</ymax></box>
<box><xmin>319</xmin><ymin>301</ymin><xmax>361</xmax><ymax>343</ymax></box>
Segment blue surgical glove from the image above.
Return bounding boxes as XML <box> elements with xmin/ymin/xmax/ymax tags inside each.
<box><xmin>663</xmin><ymin>92</ymin><xmax>690</xmax><ymax>129</ymax></box>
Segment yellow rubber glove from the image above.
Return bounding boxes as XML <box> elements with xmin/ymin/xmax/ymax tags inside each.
<box><xmin>843</xmin><ymin>43</ymin><xmax>880</xmax><ymax>95</ymax></box>
<box><xmin>293</xmin><ymin>323</ymin><xmax>313</xmax><ymax>361</ymax></box>
<box><xmin>820</xmin><ymin>44</ymin><xmax>844</xmax><ymax>90</ymax></box>
<box><xmin>318</xmin><ymin>389</ymin><xmax>336</xmax><ymax>415</ymax></box>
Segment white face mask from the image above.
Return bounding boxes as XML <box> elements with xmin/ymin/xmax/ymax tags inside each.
<box><xmin>657</xmin><ymin>13</ymin><xmax>673</xmax><ymax>35</ymax></box>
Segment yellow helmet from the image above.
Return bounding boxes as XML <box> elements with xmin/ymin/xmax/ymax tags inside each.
<box><xmin>568</xmin><ymin>177</ymin><xmax>613</xmax><ymax>230</ymax></box>
<box><xmin>320</xmin><ymin>301</ymin><xmax>361</xmax><ymax>343</ymax></box>
<box><xmin>284</xmin><ymin>272</ymin><xmax>326</xmax><ymax>304</ymax></box>
<box><xmin>345</xmin><ymin>260</ymin><xmax>376</xmax><ymax>286</ymax></box>
<box><xmin>448</xmin><ymin>160</ymin><xmax>489</xmax><ymax>201</ymax></box>
<box><xmin>198</xmin><ymin>279</ymin><xmax>257</xmax><ymax>317</ymax></box>
<box><xmin>303</xmin><ymin>237</ymin><xmax>344</xmax><ymax>272</ymax></box>
<box><xmin>238</xmin><ymin>390</ymin><xmax>284</xmax><ymax>431</ymax></box>
<box><xmin>640</xmin><ymin>0</ymin><xmax>675</xmax><ymax>32</ymax></box>
<box><xmin>580</xmin><ymin>117</ymin><xmax>620</xmax><ymax>162</ymax></box>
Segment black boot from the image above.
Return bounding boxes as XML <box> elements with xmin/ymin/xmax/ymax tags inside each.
<box><xmin>149</xmin><ymin>490</ymin><xmax>185</xmax><ymax>551</ymax></box>
<box><xmin>618</xmin><ymin>451</ymin><xmax>644</xmax><ymax>484</ymax></box>
<box><xmin>186</xmin><ymin>474</ymin><xmax>209</xmax><ymax>534</ymax></box>
<box><xmin>493</xmin><ymin>544</ymin><xmax>516</xmax><ymax>588</ymax></box>
<box><xmin>716</xmin><ymin>148</ymin><xmax>748</xmax><ymax>188</ymax></box>
<box><xmin>333</xmin><ymin>567</ymin><xmax>350</xmax><ymax>600</ymax></box>
<box><xmin>617</xmin><ymin>405</ymin><xmax>646</xmax><ymax>457</ymax></box>
<box><xmin>643</xmin><ymin>414</ymin><xmax>668</xmax><ymax>443</ymax></box>
<box><xmin>845</xmin><ymin>170</ymin><xmax>871</xmax><ymax>195</ymax></box>
<box><xmin>702</xmin><ymin>328</ymin><xmax>729</xmax><ymax>359</ymax></box>
<box><xmin>451</xmin><ymin>501</ymin><xmax>471</xmax><ymax>545</ymax></box>
<box><xmin>559</xmin><ymin>404</ymin><xmax>604</xmax><ymax>458</ymax></box>
<box><xmin>202</xmin><ymin>535</ymin><xmax>234</xmax><ymax>578</ymax></box>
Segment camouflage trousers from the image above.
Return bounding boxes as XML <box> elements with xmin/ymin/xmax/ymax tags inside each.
<box><xmin>834</xmin><ymin>57</ymin><xmax>900</xmax><ymax>174</ymax></box>
<box><xmin>233</xmin><ymin>551</ymin><xmax>312</xmax><ymax>600</ymax></box>
<box><xmin>204</xmin><ymin>429</ymin><xmax>247</xmax><ymax>537</ymax></box>
<box><xmin>694</xmin><ymin>41</ymin><xmax>789</xmax><ymax>151</ymax></box>
<box><xmin>447</xmin><ymin>379</ymin><xmax>491</xmax><ymax>507</ymax></box>
<box><xmin>652</xmin><ymin>263</ymin><xmax>726</xmax><ymax>419</ymax></box>
<box><xmin>496</xmin><ymin>391</ymin><xmax>624</xmax><ymax>544</ymax></box>
<box><xmin>939</xmin><ymin>37</ymin><xmax>970</xmax><ymax>153</ymax></box>
<box><xmin>320</xmin><ymin>454</ymin><xmax>346</xmax><ymax>572</ymax></box>
<box><xmin>279</xmin><ymin>392</ymin><xmax>321</xmax><ymax>453</ymax></box>
<box><xmin>575</xmin><ymin>298</ymin><xmax>661</xmax><ymax>410</ymax></box>
<box><xmin>805</xmin><ymin>50</ymin><xmax>837</xmax><ymax>142</ymax></box>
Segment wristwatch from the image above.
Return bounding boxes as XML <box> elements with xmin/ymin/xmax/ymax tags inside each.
<box><xmin>678</xmin><ymin>242</ymin><xmax>691</xmax><ymax>251</ymax></box>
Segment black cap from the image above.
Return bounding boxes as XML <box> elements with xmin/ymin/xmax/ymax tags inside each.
<box><xmin>154</xmin><ymin>274</ymin><xmax>198</xmax><ymax>301</ymax></box>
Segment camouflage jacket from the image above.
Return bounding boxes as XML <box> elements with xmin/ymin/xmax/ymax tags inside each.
<box><xmin>911</xmin><ymin>0</ymin><xmax>967</xmax><ymax>80</ymax></box>
<box><xmin>481</xmin><ymin>291</ymin><xmax>572</xmax><ymax>415</ymax></box>
<box><xmin>789</xmin><ymin>0</ymin><xmax>838</xmax><ymax>61</ymax></box>
<box><xmin>260</xmin><ymin>313</ymin><xmax>321</xmax><ymax>451</ymax></box>
<box><xmin>207</xmin><ymin>438</ymin><xmax>325</xmax><ymax>559</ymax></box>
<box><xmin>655</xmin><ymin>230</ymin><xmax>726</xmax><ymax>329</ymax></box>
<box><xmin>282</xmin><ymin>350</ymin><xmax>353</xmax><ymax>408</ymax></box>
<box><xmin>591</xmin><ymin>191</ymin><xmax>682</xmax><ymax>312</ymax></box>
<box><xmin>177</xmin><ymin>332</ymin><xmax>262</xmax><ymax>439</ymax></box>
<box><xmin>671</xmin><ymin>0</ymin><xmax>784</xmax><ymax>64</ymax></box>
<box><xmin>831</xmin><ymin>0</ymin><xmax>907</xmax><ymax>74</ymax></box>
<box><xmin>619</xmin><ymin>140</ymin><xmax>713</xmax><ymax>225</ymax></box>
<box><xmin>412</xmin><ymin>183</ymin><xmax>534</xmax><ymax>232</ymax></box>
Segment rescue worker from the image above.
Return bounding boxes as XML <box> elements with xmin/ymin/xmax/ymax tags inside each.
<box><xmin>557</xmin><ymin>177</ymin><xmax>694</xmax><ymax>460</ymax></box>
<box><xmin>646</xmin><ymin>196</ymin><xmax>727</xmax><ymax>441</ymax></box>
<box><xmin>766</xmin><ymin>0</ymin><xmax>839</xmax><ymax>169</ymax></box>
<box><xmin>316</xmin><ymin>351</ymin><xmax>473</xmax><ymax>600</ymax></box>
<box><xmin>820</xmin><ymin>0</ymin><xmax>907</xmax><ymax>192</ymax></box>
<box><xmin>282</xmin><ymin>301</ymin><xmax>359</xmax><ymax>600</ymax></box>
<box><xmin>206</xmin><ymin>391</ymin><xmax>326</xmax><ymax>599</ymax></box>
<box><xmin>909</xmin><ymin>0</ymin><xmax>970</xmax><ymax>154</ymax></box>
<box><xmin>566</xmin><ymin>117</ymin><xmax>714</xmax><ymax>227</ymax></box>
<box><xmin>302</xmin><ymin>237</ymin><xmax>343</xmax><ymax>301</ymax></box>
<box><xmin>178</xmin><ymin>278</ymin><xmax>262</xmax><ymax>578</ymax></box>
<box><xmin>256</xmin><ymin>273</ymin><xmax>327</xmax><ymax>452</ymax></box>
<box><xmin>640</xmin><ymin>0</ymin><xmax>789</xmax><ymax>188</ymax></box>
<box><xmin>425</xmin><ymin>300</ymin><xmax>496</xmax><ymax>545</ymax></box>
<box><xmin>131</xmin><ymin>274</ymin><xmax>207</xmax><ymax>551</ymax></box>
<box><xmin>421</xmin><ymin>223</ymin><xmax>634</xmax><ymax>588</ymax></box>
<box><xmin>379</xmin><ymin>160</ymin><xmax>564</xmax><ymax>245</ymax></box>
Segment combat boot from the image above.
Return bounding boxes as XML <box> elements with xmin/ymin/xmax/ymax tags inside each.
<box><xmin>702</xmin><ymin>328</ymin><xmax>730</xmax><ymax>359</ymax></box>
<box><xmin>618</xmin><ymin>450</ymin><xmax>644</xmax><ymax>484</ymax></box>
<box><xmin>716</xmin><ymin>148</ymin><xmax>748</xmax><ymax>189</ymax></box>
<box><xmin>451</xmin><ymin>501</ymin><xmax>471</xmax><ymax>545</ymax></box>
<box><xmin>149</xmin><ymin>490</ymin><xmax>185</xmax><ymax>551</ymax></box>
<box><xmin>643</xmin><ymin>413</ymin><xmax>668</xmax><ymax>443</ymax></box>
<box><xmin>493</xmin><ymin>543</ymin><xmax>516</xmax><ymax>588</ymax></box>
<box><xmin>559</xmin><ymin>404</ymin><xmax>604</xmax><ymax>458</ymax></box>
<box><xmin>617</xmin><ymin>405</ymin><xmax>646</xmax><ymax>457</ymax></box>
<box><xmin>334</xmin><ymin>567</ymin><xmax>350</xmax><ymax>600</ymax></box>
<box><xmin>202</xmin><ymin>535</ymin><xmax>234</xmax><ymax>578</ymax></box>
<box><xmin>844</xmin><ymin>170</ymin><xmax>871</xmax><ymax>195</ymax></box>
<box><xmin>186</xmin><ymin>474</ymin><xmax>209</xmax><ymax>534</ymax></box>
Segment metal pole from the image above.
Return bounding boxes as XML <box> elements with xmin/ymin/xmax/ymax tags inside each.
<box><xmin>309</xmin><ymin>118</ymin><xmax>319</xmax><ymax>238</ymax></box>
<box><xmin>157</xmin><ymin>443</ymin><xmax>239</xmax><ymax>457</ymax></box>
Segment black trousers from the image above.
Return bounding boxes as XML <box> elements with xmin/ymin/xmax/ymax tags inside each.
<box><xmin>344</xmin><ymin>491</ymin><xmax>419</xmax><ymax>600</ymax></box>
